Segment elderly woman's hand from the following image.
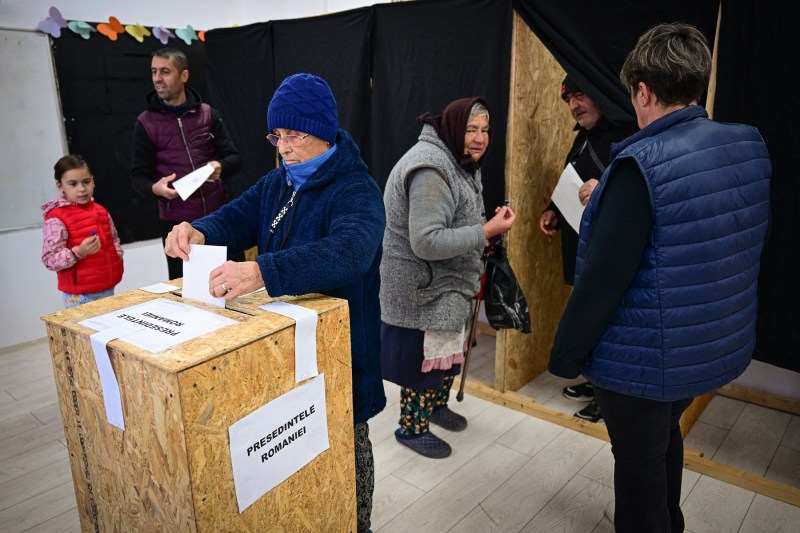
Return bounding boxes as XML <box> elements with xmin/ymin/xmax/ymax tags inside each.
<box><xmin>208</xmin><ymin>260</ymin><xmax>266</xmax><ymax>300</ymax></box>
<box><xmin>164</xmin><ymin>222</ymin><xmax>206</xmax><ymax>261</ymax></box>
<box><xmin>483</xmin><ymin>205</ymin><xmax>516</xmax><ymax>241</ymax></box>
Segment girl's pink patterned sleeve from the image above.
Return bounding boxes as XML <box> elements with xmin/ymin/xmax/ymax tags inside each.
<box><xmin>42</xmin><ymin>217</ymin><xmax>77</xmax><ymax>271</ymax></box>
<box><xmin>109</xmin><ymin>213</ymin><xmax>124</xmax><ymax>259</ymax></box>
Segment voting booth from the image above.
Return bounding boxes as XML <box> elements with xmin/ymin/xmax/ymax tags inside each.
<box><xmin>41</xmin><ymin>287</ymin><xmax>356</xmax><ymax>532</ymax></box>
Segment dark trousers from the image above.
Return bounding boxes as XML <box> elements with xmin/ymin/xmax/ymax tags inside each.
<box><xmin>594</xmin><ymin>387</ymin><xmax>693</xmax><ymax>533</ymax></box>
<box><xmin>160</xmin><ymin>220</ymin><xmax>244</xmax><ymax>281</ymax></box>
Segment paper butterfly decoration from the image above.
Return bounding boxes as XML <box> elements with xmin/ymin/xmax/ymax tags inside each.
<box><xmin>97</xmin><ymin>16</ymin><xmax>124</xmax><ymax>41</ymax></box>
<box><xmin>153</xmin><ymin>26</ymin><xmax>174</xmax><ymax>45</ymax></box>
<box><xmin>67</xmin><ymin>20</ymin><xmax>96</xmax><ymax>40</ymax></box>
<box><xmin>175</xmin><ymin>25</ymin><xmax>198</xmax><ymax>46</ymax></box>
<box><xmin>37</xmin><ymin>6</ymin><xmax>68</xmax><ymax>38</ymax></box>
<box><xmin>125</xmin><ymin>22</ymin><xmax>151</xmax><ymax>43</ymax></box>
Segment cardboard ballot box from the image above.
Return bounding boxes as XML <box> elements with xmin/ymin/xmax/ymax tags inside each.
<box><xmin>41</xmin><ymin>288</ymin><xmax>356</xmax><ymax>532</ymax></box>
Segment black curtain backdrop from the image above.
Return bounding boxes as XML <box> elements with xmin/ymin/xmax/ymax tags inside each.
<box><xmin>204</xmin><ymin>22</ymin><xmax>274</xmax><ymax>199</ymax></box>
<box><xmin>52</xmin><ymin>31</ymin><xmax>207</xmax><ymax>243</ymax></box>
<box><xmin>204</xmin><ymin>0</ymin><xmax>512</xmax><ymax>215</ymax></box>
<box><xmin>272</xmin><ymin>8</ymin><xmax>373</xmax><ymax>159</ymax></box>
<box><xmin>714</xmin><ymin>0</ymin><xmax>800</xmax><ymax>372</ymax></box>
<box><xmin>514</xmin><ymin>0</ymin><xmax>720</xmax><ymax>124</ymax></box>
<box><xmin>370</xmin><ymin>0</ymin><xmax>512</xmax><ymax>212</ymax></box>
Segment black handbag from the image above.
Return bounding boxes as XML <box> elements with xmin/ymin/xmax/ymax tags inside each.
<box><xmin>483</xmin><ymin>244</ymin><xmax>532</xmax><ymax>333</ymax></box>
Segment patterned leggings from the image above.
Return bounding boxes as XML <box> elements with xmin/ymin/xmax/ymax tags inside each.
<box><xmin>398</xmin><ymin>375</ymin><xmax>455</xmax><ymax>435</ymax></box>
<box><xmin>354</xmin><ymin>422</ymin><xmax>374</xmax><ymax>533</ymax></box>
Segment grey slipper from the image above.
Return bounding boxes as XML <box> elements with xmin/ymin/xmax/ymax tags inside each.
<box><xmin>395</xmin><ymin>429</ymin><xmax>452</xmax><ymax>459</ymax></box>
<box><xmin>429</xmin><ymin>406</ymin><xmax>468</xmax><ymax>431</ymax></box>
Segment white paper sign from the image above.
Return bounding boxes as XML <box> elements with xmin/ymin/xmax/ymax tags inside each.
<box><xmin>551</xmin><ymin>163</ymin><xmax>587</xmax><ymax>233</ymax></box>
<box><xmin>88</xmin><ymin>323</ymin><xmax>147</xmax><ymax>430</ymax></box>
<box><xmin>229</xmin><ymin>374</ymin><xmax>329</xmax><ymax>512</ymax></box>
<box><xmin>183</xmin><ymin>244</ymin><xmax>227</xmax><ymax>308</ymax></box>
<box><xmin>172</xmin><ymin>164</ymin><xmax>214</xmax><ymax>201</ymax></box>
<box><xmin>139</xmin><ymin>282</ymin><xmax>180</xmax><ymax>294</ymax></box>
<box><xmin>259</xmin><ymin>301</ymin><xmax>319</xmax><ymax>382</ymax></box>
<box><xmin>79</xmin><ymin>298</ymin><xmax>237</xmax><ymax>353</ymax></box>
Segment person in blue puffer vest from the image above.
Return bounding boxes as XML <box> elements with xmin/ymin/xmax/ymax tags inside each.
<box><xmin>164</xmin><ymin>73</ymin><xmax>386</xmax><ymax>533</ymax></box>
<box><xmin>548</xmin><ymin>23</ymin><xmax>771</xmax><ymax>532</ymax></box>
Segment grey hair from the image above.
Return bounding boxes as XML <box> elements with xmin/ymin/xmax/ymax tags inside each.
<box><xmin>468</xmin><ymin>102</ymin><xmax>490</xmax><ymax>122</ymax></box>
<box><xmin>620</xmin><ymin>23</ymin><xmax>711</xmax><ymax>106</ymax></box>
<box><xmin>152</xmin><ymin>47</ymin><xmax>189</xmax><ymax>72</ymax></box>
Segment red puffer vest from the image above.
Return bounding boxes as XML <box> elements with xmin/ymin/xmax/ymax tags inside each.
<box><xmin>45</xmin><ymin>201</ymin><xmax>124</xmax><ymax>294</ymax></box>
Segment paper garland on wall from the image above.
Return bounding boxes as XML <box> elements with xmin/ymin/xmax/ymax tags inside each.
<box><xmin>152</xmin><ymin>26</ymin><xmax>174</xmax><ymax>45</ymax></box>
<box><xmin>67</xmin><ymin>20</ymin><xmax>96</xmax><ymax>40</ymax></box>
<box><xmin>37</xmin><ymin>6</ymin><xmax>210</xmax><ymax>45</ymax></box>
<box><xmin>125</xmin><ymin>22</ymin><xmax>152</xmax><ymax>43</ymax></box>
<box><xmin>96</xmin><ymin>16</ymin><xmax>124</xmax><ymax>41</ymax></box>
<box><xmin>37</xmin><ymin>6</ymin><xmax>67</xmax><ymax>38</ymax></box>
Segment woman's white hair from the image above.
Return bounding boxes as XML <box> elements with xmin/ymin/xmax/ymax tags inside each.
<box><xmin>468</xmin><ymin>102</ymin><xmax>490</xmax><ymax>122</ymax></box>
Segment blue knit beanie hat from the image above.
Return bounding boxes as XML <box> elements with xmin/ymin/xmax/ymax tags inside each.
<box><xmin>267</xmin><ymin>73</ymin><xmax>339</xmax><ymax>144</ymax></box>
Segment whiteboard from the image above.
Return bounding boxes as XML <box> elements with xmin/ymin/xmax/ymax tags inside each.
<box><xmin>0</xmin><ymin>29</ymin><xmax>67</xmax><ymax>231</ymax></box>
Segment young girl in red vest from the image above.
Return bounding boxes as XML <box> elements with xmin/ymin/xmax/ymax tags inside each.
<box><xmin>42</xmin><ymin>155</ymin><xmax>124</xmax><ymax>308</ymax></box>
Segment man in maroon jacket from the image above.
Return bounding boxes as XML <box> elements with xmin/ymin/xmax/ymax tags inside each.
<box><xmin>130</xmin><ymin>48</ymin><xmax>241</xmax><ymax>280</ymax></box>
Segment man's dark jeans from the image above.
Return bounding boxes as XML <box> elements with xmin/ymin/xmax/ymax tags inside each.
<box><xmin>595</xmin><ymin>387</ymin><xmax>693</xmax><ymax>533</ymax></box>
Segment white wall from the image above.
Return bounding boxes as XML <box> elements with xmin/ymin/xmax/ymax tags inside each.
<box><xmin>0</xmin><ymin>0</ymin><xmax>384</xmax><ymax>30</ymax></box>
<box><xmin>0</xmin><ymin>0</ymin><xmax>379</xmax><ymax>350</ymax></box>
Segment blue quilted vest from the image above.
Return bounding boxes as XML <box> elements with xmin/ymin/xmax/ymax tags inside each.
<box><xmin>576</xmin><ymin>106</ymin><xmax>771</xmax><ymax>400</ymax></box>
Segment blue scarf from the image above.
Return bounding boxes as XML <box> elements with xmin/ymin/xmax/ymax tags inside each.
<box><xmin>282</xmin><ymin>145</ymin><xmax>337</xmax><ymax>191</ymax></box>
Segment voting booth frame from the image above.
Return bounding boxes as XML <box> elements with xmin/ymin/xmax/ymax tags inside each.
<box><xmin>41</xmin><ymin>287</ymin><xmax>356</xmax><ymax>531</ymax></box>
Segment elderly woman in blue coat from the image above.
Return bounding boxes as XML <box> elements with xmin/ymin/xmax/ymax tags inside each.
<box><xmin>165</xmin><ymin>73</ymin><xmax>386</xmax><ymax>533</ymax></box>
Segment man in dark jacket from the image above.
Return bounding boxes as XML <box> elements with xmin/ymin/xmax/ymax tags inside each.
<box><xmin>130</xmin><ymin>48</ymin><xmax>241</xmax><ymax>280</ymax></box>
<box><xmin>539</xmin><ymin>76</ymin><xmax>637</xmax><ymax>422</ymax></box>
<box><xmin>548</xmin><ymin>23</ymin><xmax>770</xmax><ymax>532</ymax></box>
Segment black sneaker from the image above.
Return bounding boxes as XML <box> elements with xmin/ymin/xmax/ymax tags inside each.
<box><xmin>429</xmin><ymin>406</ymin><xmax>468</xmax><ymax>431</ymax></box>
<box><xmin>574</xmin><ymin>399</ymin><xmax>603</xmax><ymax>423</ymax></box>
<box><xmin>563</xmin><ymin>381</ymin><xmax>595</xmax><ymax>401</ymax></box>
<box><xmin>394</xmin><ymin>428</ymin><xmax>452</xmax><ymax>459</ymax></box>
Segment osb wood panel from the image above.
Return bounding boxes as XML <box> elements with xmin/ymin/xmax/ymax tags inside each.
<box><xmin>501</xmin><ymin>13</ymin><xmax>573</xmax><ymax>392</ymax></box>
<box><xmin>680</xmin><ymin>391</ymin><xmax>716</xmax><ymax>437</ymax></box>
<box><xmin>42</xmin><ymin>289</ymin><xmax>345</xmax><ymax>376</ymax></box>
<box><xmin>44</xmin><ymin>323</ymin><xmax>196</xmax><ymax>532</ymax></box>
<box><xmin>179</xmin><ymin>304</ymin><xmax>356</xmax><ymax>532</ymax></box>
<box><xmin>42</xmin><ymin>291</ymin><xmax>247</xmax><ymax>374</ymax></box>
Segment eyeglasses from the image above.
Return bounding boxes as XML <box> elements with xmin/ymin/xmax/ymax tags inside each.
<box><xmin>267</xmin><ymin>133</ymin><xmax>309</xmax><ymax>147</ymax></box>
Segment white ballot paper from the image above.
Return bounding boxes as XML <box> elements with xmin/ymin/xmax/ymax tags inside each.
<box><xmin>229</xmin><ymin>374</ymin><xmax>329</xmax><ymax>513</ymax></box>
<box><xmin>183</xmin><ymin>244</ymin><xmax>227</xmax><ymax>308</ymax></box>
<box><xmin>88</xmin><ymin>323</ymin><xmax>147</xmax><ymax>430</ymax></box>
<box><xmin>172</xmin><ymin>163</ymin><xmax>214</xmax><ymax>201</ymax></box>
<box><xmin>79</xmin><ymin>297</ymin><xmax>237</xmax><ymax>353</ymax></box>
<box><xmin>260</xmin><ymin>301</ymin><xmax>319</xmax><ymax>382</ymax></box>
<box><xmin>551</xmin><ymin>163</ymin><xmax>587</xmax><ymax>233</ymax></box>
<box><xmin>139</xmin><ymin>282</ymin><xmax>180</xmax><ymax>294</ymax></box>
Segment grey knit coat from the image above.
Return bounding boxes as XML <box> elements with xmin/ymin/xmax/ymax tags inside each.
<box><xmin>380</xmin><ymin>124</ymin><xmax>486</xmax><ymax>331</ymax></box>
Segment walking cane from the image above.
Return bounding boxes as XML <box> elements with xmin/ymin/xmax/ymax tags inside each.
<box><xmin>456</xmin><ymin>253</ymin><xmax>490</xmax><ymax>402</ymax></box>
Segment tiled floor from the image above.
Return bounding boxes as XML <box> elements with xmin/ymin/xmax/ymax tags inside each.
<box><xmin>467</xmin><ymin>333</ymin><xmax>800</xmax><ymax>492</ymax></box>
<box><xmin>1</xmin><ymin>336</ymin><xmax>799</xmax><ymax>532</ymax></box>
